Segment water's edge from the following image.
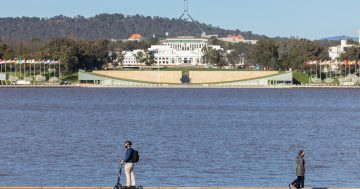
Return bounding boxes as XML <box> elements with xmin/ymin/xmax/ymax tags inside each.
<box><xmin>0</xmin><ymin>188</ymin><xmax>356</xmax><ymax>189</ymax></box>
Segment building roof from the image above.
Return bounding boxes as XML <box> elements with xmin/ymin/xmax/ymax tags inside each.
<box><xmin>222</xmin><ymin>34</ymin><xmax>244</xmax><ymax>42</ymax></box>
<box><xmin>227</xmin><ymin>34</ymin><xmax>244</xmax><ymax>40</ymax></box>
<box><xmin>128</xmin><ymin>34</ymin><xmax>143</xmax><ymax>40</ymax></box>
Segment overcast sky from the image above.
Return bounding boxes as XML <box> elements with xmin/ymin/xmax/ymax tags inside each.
<box><xmin>1</xmin><ymin>0</ymin><xmax>359</xmax><ymax>39</ymax></box>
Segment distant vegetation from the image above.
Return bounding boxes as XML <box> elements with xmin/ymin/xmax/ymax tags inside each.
<box><xmin>0</xmin><ymin>13</ymin><xmax>344</xmax><ymax>75</ymax></box>
<box><xmin>0</xmin><ymin>14</ymin><xmax>266</xmax><ymax>41</ymax></box>
<box><xmin>0</xmin><ymin>37</ymin><xmax>334</xmax><ymax>74</ymax></box>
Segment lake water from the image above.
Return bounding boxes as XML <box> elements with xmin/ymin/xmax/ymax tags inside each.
<box><xmin>0</xmin><ymin>88</ymin><xmax>360</xmax><ymax>187</ymax></box>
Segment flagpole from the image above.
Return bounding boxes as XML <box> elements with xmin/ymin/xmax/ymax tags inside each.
<box><xmin>353</xmin><ymin>62</ymin><xmax>355</xmax><ymax>75</ymax></box>
<box><xmin>29</xmin><ymin>61</ymin><xmax>31</xmax><ymax>82</ymax></box>
<box><xmin>59</xmin><ymin>60</ymin><xmax>61</xmax><ymax>84</ymax></box>
<box><xmin>5</xmin><ymin>63</ymin><xmax>6</xmax><ymax>85</ymax></box>
<box><xmin>34</xmin><ymin>61</ymin><xmax>36</xmax><ymax>84</ymax></box>
<box><xmin>0</xmin><ymin>62</ymin><xmax>2</xmax><ymax>85</ymax></box>
<box><xmin>349</xmin><ymin>64</ymin><xmax>351</xmax><ymax>75</ymax></box>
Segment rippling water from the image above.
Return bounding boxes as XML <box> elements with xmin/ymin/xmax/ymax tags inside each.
<box><xmin>0</xmin><ymin>88</ymin><xmax>360</xmax><ymax>187</ymax></box>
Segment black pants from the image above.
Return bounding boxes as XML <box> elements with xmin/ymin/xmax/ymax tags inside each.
<box><xmin>291</xmin><ymin>176</ymin><xmax>305</xmax><ymax>189</ymax></box>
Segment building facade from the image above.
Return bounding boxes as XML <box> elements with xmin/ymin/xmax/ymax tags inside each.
<box><xmin>328</xmin><ymin>39</ymin><xmax>355</xmax><ymax>60</ymax></box>
<box><xmin>123</xmin><ymin>49</ymin><xmax>145</xmax><ymax>65</ymax></box>
<box><xmin>122</xmin><ymin>36</ymin><xmax>222</xmax><ymax>66</ymax></box>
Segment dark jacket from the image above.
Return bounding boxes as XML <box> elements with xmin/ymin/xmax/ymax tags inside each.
<box><xmin>124</xmin><ymin>148</ymin><xmax>134</xmax><ymax>163</ymax></box>
<box><xmin>296</xmin><ymin>156</ymin><xmax>305</xmax><ymax>176</ymax></box>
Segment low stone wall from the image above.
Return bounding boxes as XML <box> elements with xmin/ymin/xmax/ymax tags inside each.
<box><xmin>189</xmin><ymin>71</ymin><xmax>279</xmax><ymax>84</ymax></box>
<box><xmin>93</xmin><ymin>71</ymin><xmax>182</xmax><ymax>84</ymax></box>
<box><xmin>0</xmin><ymin>187</ymin><xmax>356</xmax><ymax>189</ymax></box>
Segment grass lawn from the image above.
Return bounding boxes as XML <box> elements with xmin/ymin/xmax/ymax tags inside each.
<box><xmin>61</xmin><ymin>72</ymin><xmax>78</xmax><ymax>83</ymax></box>
<box><xmin>293</xmin><ymin>71</ymin><xmax>309</xmax><ymax>84</ymax></box>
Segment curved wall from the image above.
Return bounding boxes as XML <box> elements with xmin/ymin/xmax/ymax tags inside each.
<box><xmin>93</xmin><ymin>71</ymin><xmax>182</xmax><ymax>84</ymax></box>
<box><xmin>189</xmin><ymin>71</ymin><xmax>279</xmax><ymax>84</ymax></box>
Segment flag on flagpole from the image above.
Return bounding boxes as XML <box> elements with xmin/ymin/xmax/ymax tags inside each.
<box><xmin>36</xmin><ymin>60</ymin><xmax>45</xmax><ymax>64</ymax></box>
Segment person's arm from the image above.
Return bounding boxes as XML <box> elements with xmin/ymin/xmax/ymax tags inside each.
<box><xmin>298</xmin><ymin>158</ymin><xmax>304</xmax><ymax>171</ymax></box>
<box><xmin>123</xmin><ymin>148</ymin><xmax>133</xmax><ymax>163</ymax></box>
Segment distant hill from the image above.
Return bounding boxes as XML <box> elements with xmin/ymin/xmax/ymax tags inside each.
<box><xmin>321</xmin><ymin>35</ymin><xmax>358</xmax><ymax>41</ymax></box>
<box><xmin>0</xmin><ymin>14</ymin><xmax>266</xmax><ymax>41</ymax></box>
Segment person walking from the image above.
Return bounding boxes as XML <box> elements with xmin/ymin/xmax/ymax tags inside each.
<box><xmin>119</xmin><ymin>141</ymin><xmax>136</xmax><ymax>189</ymax></box>
<box><xmin>289</xmin><ymin>150</ymin><xmax>305</xmax><ymax>189</ymax></box>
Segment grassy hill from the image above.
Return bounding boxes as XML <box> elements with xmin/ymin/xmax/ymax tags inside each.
<box><xmin>0</xmin><ymin>14</ymin><xmax>266</xmax><ymax>41</ymax></box>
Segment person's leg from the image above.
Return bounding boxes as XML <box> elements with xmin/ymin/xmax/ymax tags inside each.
<box><xmin>130</xmin><ymin>164</ymin><xmax>136</xmax><ymax>187</ymax></box>
<box><xmin>125</xmin><ymin>163</ymin><xmax>132</xmax><ymax>187</ymax></box>
<box><xmin>291</xmin><ymin>177</ymin><xmax>299</xmax><ymax>186</ymax></box>
<box><xmin>295</xmin><ymin>176</ymin><xmax>301</xmax><ymax>189</ymax></box>
<box><xmin>300</xmin><ymin>176</ymin><xmax>305</xmax><ymax>188</ymax></box>
<box><xmin>290</xmin><ymin>177</ymin><xmax>298</xmax><ymax>189</ymax></box>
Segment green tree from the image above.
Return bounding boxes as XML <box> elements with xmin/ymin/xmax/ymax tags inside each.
<box><xmin>37</xmin><ymin>39</ymin><xmax>79</xmax><ymax>72</ymax></box>
<box><xmin>134</xmin><ymin>51</ymin><xmax>145</xmax><ymax>64</ymax></box>
<box><xmin>116</xmin><ymin>52</ymin><xmax>125</xmax><ymax>68</ymax></box>
<box><xmin>339</xmin><ymin>46</ymin><xmax>360</xmax><ymax>61</ymax></box>
<box><xmin>250</xmin><ymin>39</ymin><xmax>279</xmax><ymax>70</ymax></box>
<box><xmin>201</xmin><ymin>46</ymin><xmax>222</xmax><ymax>67</ymax></box>
<box><xmin>107</xmin><ymin>51</ymin><xmax>118</xmax><ymax>69</ymax></box>
<box><xmin>144</xmin><ymin>50</ymin><xmax>156</xmax><ymax>66</ymax></box>
<box><xmin>17</xmin><ymin>43</ymin><xmax>30</xmax><ymax>59</ymax></box>
<box><xmin>217</xmin><ymin>50</ymin><xmax>228</xmax><ymax>68</ymax></box>
<box><xmin>226</xmin><ymin>50</ymin><xmax>241</xmax><ymax>69</ymax></box>
<box><xmin>0</xmin><ymin>44</ymin><xmax>12</xmax><ymax>59</ymax></box>
<box><xmin>278</xmin><ymin>38</ymin><xmax>329</xmax><ymax>71</ymax></box>
<box><xmin>2</xmin><ymin>48</ymin><xmax>15</xmax><ymax>59</ymax></box>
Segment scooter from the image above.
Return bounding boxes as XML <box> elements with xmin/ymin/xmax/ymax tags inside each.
<box><xmin>114</xmin><ymin>164</ymin><xmax>143</xmax><ymax>189</ymax></box>
<box><xmin>114</xmin><ymin>164</ymin><xmax>123</xmax><ymax>189</ymax></box>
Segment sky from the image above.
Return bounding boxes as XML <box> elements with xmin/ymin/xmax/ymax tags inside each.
<box><xmin>0</xmin><ymin>0</ymin><xmax>360</xmax><ymax>40</ymax></box>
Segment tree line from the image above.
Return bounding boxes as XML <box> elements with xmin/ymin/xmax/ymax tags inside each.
<box><xmin>202</xmin><ymin>37</ymin><xmax>331</xmax><ymax>70</ymax></box>
<box><xmin>1</xmin><ymin>37</ymin><xmax>336</xmax><ymax>73</ymax></box>
<box><xmin>0</xmin><ymin>38</ymin><xmax>157</xmax><ymax>72</ymax></box>
<box><xmin>0</xmin><ymin>14</ymin><xmax>265</xmax><ymax>41</ymax></box>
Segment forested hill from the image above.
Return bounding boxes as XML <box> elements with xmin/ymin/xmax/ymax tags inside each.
<box><xmin>0</xmin><ymin>14</ymin><xmax>265</xmax><ymax>41</ymax></box>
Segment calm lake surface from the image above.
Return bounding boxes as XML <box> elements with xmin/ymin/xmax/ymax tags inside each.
<box><xmin>0</xmin><ymin>88</ymin><xmax>360</xmax><ymax>187</ymax></box>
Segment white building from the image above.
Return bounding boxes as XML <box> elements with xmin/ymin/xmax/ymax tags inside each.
<box><xmin>122</xmin><ymin>36</ymin><xmax>222</xmax><ymax>66</ymax></box>
<box><xmin>150</xmin><ymin>37</ymin><xmax>221</xmax><ymax>66</ymax></box>
<box><xmin>243</xmin><ymin>40</ymin><xmax>258</xmax><ymax>45</ymax></box>
<box><xmin>328</xmin><ymin>39</ymin><xmax>355</xmax><ymax>60</ymax></box>
<box><xmin>122</xmin><ymin>49</ymin><xmax>145</xmax><ymax>65</ymax></box>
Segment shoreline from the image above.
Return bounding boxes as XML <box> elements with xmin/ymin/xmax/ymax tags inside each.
<box><xmin>0</xmin><ymin>187</ymin><xmax>358</xmax><ymax>189</ymax></box>
<box><xmin>1</xmin><ymin>84</ymin><xmax>360</xmax><ymax>89</ymax></box>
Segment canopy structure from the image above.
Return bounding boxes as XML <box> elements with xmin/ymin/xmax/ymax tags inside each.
<box><xmin>0</xmin><ymin>59</ymin><xmax>61</xmax><ymax>85</ymax></box>
<box><xmin>304</xmin><ymin>60</ymin><xmax>360</xmax><ymax>85</ymax></box>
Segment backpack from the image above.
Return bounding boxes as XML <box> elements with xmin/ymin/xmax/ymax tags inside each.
<box><xmin>131</xmin><ymin>149</ymin><xmax>139</xmax><ymax>163</ymax></box>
